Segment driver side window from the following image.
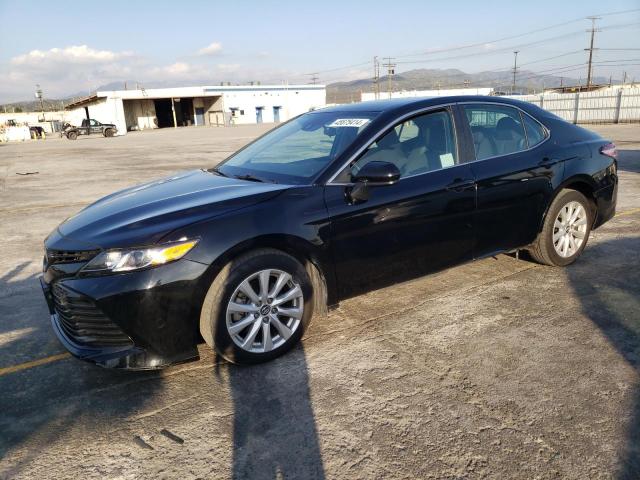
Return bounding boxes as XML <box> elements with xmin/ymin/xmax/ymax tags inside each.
<box><xmin>350</xmin><ymin>110</ymin><xmax>458</xmax><ymax>180</ymax></box>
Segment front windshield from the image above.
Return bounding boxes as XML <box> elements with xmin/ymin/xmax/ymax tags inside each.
<box><xmin>215</xmin><ymin>110</ymin><xmax>379</xmax><ymax>184</ymax></box>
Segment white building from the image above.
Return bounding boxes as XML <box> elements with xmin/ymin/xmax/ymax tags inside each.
<box><xmin>64</xmin><ymin>84</ymin><xmax>326</xmax><ymax>135</ymax></box>
<box><xmin>361</xmin><ymin>87</ymin><xmax>494</xmax><ymax>102</ymax></box>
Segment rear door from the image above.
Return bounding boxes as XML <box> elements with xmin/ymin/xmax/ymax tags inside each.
<box><xmin>458</xmin><ymin>103</ymin><xmax>558</xmax><ymax>257</ymax></box>
<box><xmin>325</xmin><ymin>107</ymin><xmax>476</xmax><ymax>299</ymax></box>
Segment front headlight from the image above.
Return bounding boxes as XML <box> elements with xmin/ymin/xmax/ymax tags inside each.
<box><xmin>82</xmin><ymin>239</ymin><xmax>198</xmax><ymax>273</ymax></box>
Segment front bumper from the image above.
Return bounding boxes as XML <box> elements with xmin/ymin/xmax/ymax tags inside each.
<box><xmin>40</xmin><ymin>258</ymin><xmax>210</xmax><ymax>370</ymax></box>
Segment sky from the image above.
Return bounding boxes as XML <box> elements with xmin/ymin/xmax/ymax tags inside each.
<box><xmin>0</xmin><ymin>0</ymin><xmax>639</xmax><ymax>102</ymax></box>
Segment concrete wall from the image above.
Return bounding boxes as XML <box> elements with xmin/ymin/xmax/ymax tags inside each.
<box><xmin>504</xmin><ymin>86</ymin><xmax>640</xmax><ymax>124</ymax></box>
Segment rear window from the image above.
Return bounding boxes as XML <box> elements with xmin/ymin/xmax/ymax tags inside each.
<box><xmin>522</xmin><ymin>113</ymin><xmax>547</xmax><ymax>147</ymax></box>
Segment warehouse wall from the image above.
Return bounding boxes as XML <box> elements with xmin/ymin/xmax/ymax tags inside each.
<box><xmin>220</xmin><ymin>88</ymin><xmax>326</xmax><ymax>125</ymax></box>
<box><xmin>123</xmin><ymin>99</ymin><xmax>157</xmax><ymax>130</ymax></box>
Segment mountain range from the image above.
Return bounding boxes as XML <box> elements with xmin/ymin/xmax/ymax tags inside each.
<box><xmin>326</xmin><ymin>68</ymin><xmax>614</xmax><ymax>103</ymax></box>
<box><xmin>1</xmin><ymin>68</ymin><xmax>616</xmax><ymax>112</ymax></box>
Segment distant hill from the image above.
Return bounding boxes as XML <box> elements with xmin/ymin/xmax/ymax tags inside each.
<box><xmin>1</xmin><ymin>68</ymin><xmax>616</xmax><ymax>112</ymax></box>
<box><xmin>327</xmin><ymin>68</ymin><xmax>614</xmax><ymax>103</ymax></box>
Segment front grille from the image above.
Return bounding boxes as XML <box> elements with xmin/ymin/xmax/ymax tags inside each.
<box><xmin>52</xmin><ymin>283</ymin><xmax>133</xmax><ymax>348</ymax></box>
<box><xmin>46</xmin><ymin>249</ymin><xmax>99</xmax><ymax>265</ymax></box>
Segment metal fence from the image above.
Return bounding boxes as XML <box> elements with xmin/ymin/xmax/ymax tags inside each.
<box><xmin>504</xmin><ymin>88</ymin><xmax>640</xmax><ymax>124</ymax></box>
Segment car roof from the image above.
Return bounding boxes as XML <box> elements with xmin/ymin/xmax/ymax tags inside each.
<box><xmin>317</xmin><ymin>95</ymin><xmax>533</xmax><ymax>115</ymax></box>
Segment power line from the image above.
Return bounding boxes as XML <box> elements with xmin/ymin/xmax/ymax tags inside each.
<box><xmin>393</xmin><ymin>8</ymin><xmax>640</xmax><ymax>60</ymax></box>
<box><xmin>294</xmin><ymin>13</ymin><xmax>640</xmax><ymax>86</ymax></box>
<box><xmin>394</xmin><ymin>30</ymin><xmax>587</xmax><ymax>66</ymax></box>
<box><xmin>519</xmin><ymin>50</ymin><xmax>584</xmax><ymax>67</ymax></box>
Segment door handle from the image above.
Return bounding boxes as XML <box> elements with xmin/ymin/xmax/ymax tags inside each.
<box><xmin>446</xmin><ymin>179</ymin><xmax>476</xmax><ymax>192</ymax></box>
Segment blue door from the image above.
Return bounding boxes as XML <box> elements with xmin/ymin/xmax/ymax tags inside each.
<box><xmin>256</xmin><ymin>107</ymin><xmax>263</xmax><ymax>123</ymax></box>
<box><xmin>195</xmin><ymin>107</ymin><xmax>205</xmax><ymax>126</ymax></box>
<box><xmin>273</xmin><ymin>106</ymin><xmax>281</xmax><ymax>123</ymax></box>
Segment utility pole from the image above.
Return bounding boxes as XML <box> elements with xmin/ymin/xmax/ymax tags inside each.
<box><xmin>382</xmin><ymin>57</ymin><xmax>396</xmax><ymax>99</ymax></box>
<box><xmin>309</xmin><ymin>73</ymin><xmax>319</xmax><ymax>85</ymax></box>
<box><xmin>585</xmin><ymin>16</ymin><xmax>601</xmax><ymax>88</ymax></box>
<box><xmin>373</xmin><ymin>56</ymin><xmax>380</xmax><ymax>100</ymax></box>
<box><xmin>623</xmin><ymin>71</ymin><xmax>628</xmax><ymax>84</ymax></box>
<box><xmin>511</xmin><ymin>51</ymin><xmax>519</xmax><ymax>95</ymax></box>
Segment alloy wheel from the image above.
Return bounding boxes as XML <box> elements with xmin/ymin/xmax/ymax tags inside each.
<box><xmin>552</xmin><ymin>200</ymin><xmax>588</xmax><ymax>258</ymax></box>
<box><xmin>226</xmin><ymin>269</ymin><xmax>304</xmax><ymax>353</ymax></box>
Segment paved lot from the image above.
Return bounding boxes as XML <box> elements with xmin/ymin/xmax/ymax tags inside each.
<box><xmin>0</xmin><ymin>123</ymin><xmax>639</xmax><ymax>479</ymax></box>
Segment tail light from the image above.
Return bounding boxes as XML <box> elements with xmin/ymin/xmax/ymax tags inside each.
<box><xmin>600</xmin><ymin>142</ymin><xmax>617</xmax><ymax>159</ymax></box>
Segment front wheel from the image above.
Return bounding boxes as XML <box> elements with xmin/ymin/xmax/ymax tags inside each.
<box><xmin>200</xmin><ymin>249</ymin><xmax>313</xmax><ymax>364</ymax></box>
<box><xmin>104</xmin><ymin>128</ymin><xmax>115</xmax><ymax>137</ymax></box>
<box><xmin>528</xmin><ymin>189</ymin><xmax>592</xmax><ymax>266</ymax></box>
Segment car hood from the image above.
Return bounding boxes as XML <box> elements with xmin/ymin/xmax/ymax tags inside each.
<box><xmin>54</xmin><ymin>170</ymin><xmax>289</xmax><ymax>249</ymax></box>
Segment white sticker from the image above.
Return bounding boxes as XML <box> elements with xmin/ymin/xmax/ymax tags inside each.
<box><xmin>440</xmin><ymin>153</ymin><xmax>455</xmax><ymax>167</ymax></box>
<box><xmin>327</xmin><ymin>118</ymin><xmax>370</xmax><ymax>128</ymax></box>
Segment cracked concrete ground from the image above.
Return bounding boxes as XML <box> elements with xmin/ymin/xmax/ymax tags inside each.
<box><xmin>0</xmin><ymin>123</ymin><xmax>638</xmax><ymax>479</ymax></box>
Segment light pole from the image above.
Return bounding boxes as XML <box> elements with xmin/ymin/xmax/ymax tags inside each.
<box><xmin>35</xmin><ymin>84</ymin><xmax>45</xmax><ymax>120</ymax></box>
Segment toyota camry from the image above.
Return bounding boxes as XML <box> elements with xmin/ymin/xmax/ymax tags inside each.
<box><xmin>41</xmin><ymin>96</ymin><xmax>618</xmax><ymax>369</ymax></box>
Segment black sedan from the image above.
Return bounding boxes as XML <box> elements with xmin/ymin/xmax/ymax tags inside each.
<box><xmin>41</xmin><ymin>96</ymin><xmax>618</xmax><ymax>369</ymax></box>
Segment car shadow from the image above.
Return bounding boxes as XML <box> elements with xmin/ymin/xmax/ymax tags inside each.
<box><xmin>0</xmin><ymin>262</ymin><xmax>164</xmax><ymax>478</ymax></box>
<box><xmin>617</xmin><ymin>149</ymin><xmax>640</xmax><ymax>174</ymax></box>
<box><xmin>213</xmin><ymin>344</ymin><xmax>325</xmax><ymax>480</ymax></box>
<box><xmin>565</xmin><ymin>235</ymin><xmax>640</xmax><ymax>479</ymax></box>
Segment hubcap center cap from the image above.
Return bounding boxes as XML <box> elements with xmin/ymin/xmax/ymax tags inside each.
<box><xmin>259</xmin><ymin>305</ymin><xmax>271</xmax><ymax>316</ymax></box>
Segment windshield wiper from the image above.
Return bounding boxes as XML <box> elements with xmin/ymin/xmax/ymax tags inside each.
<box><xmin>233</xmin><ymin>174</ymin><xmax>266</xmax><ymax>183</ymax></box>
<box><xmin>210</xmin><ymin>167</ymin><xmax>229</xmax><ymax>177</ymax></box>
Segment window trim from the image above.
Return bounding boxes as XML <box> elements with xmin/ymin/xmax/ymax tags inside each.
<box><xmin>327</xmin><ymin>104</ymin><xmax>459</xmax><ymax>185</ymax></box>
<box><xmin>458</xmin><ymin>101</ymin><xmax>550</xmax><ymax>164</ymax></box>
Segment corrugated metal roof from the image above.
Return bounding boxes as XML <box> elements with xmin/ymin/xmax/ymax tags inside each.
<box><xmin>64</xmin><ymin>94</ymin><xmax>99</xmax><ymax>109</ymax></box>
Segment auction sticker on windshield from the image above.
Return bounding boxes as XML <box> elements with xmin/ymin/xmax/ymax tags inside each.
<box><xmin>327</xmin><ymin>118</ymin><xmax>371</xmax><ymax>128</ymax></box>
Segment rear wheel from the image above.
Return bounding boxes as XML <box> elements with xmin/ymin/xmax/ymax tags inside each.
<box><xmin>200</xmin><ymin>249</ymin><xmax>313</xmax><ymax>364</ymax></box>
<box><xmin>66</xmin><ymin>131</ymin><xmax>78</xmax><ymax>140</ymax></box>
<box><xmin>528</xmin><ymin>189</ymin><xmax>592</xmax><ymax>266</ymax></box>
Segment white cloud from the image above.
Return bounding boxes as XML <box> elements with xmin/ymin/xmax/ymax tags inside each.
<box><xmin>197</xmin><ymin>42</ymin><xmax>223</xmax><ymax>56</ymax></box>
<box><xmin>216</xmin><ymin>63</ymin><xmax>241</xmax><ymax>73</ymax></box>
<box><xmin>11</xmin><ymin>45</ymin><xmax>133</xmax><ymax>67</ymax></box>
<box><xmin>164</xmin><ymin>62</ymin><xmax>191</xmax><ymax>75</ymax></box>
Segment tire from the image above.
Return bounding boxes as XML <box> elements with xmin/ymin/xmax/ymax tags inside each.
<box><xmin>200</xmin><ymin>248</ymin><xmax>314</xmax><ymax>364</ymax></box>
<box><xmin>528</xmin><ymin>189</ymin><xmax>593</xmax><ymax>267</ymax></box>
<box><xmin>104</xmin><ymin>128</ymin><xmax>115</xmax><ymax>137</ymax></box>
<box><xmin>66</xmin><ymin>131</ymin><xmax>78</xmax><ymax>140</ymax></box>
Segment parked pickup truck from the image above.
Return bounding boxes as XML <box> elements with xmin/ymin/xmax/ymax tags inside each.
<box><xmin>63</xmin><ymin>119</ymin><xmax>117</xmax><ymax>140</ymax></box>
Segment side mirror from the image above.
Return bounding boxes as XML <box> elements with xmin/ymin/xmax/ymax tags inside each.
<box><xmin>346</xmin><ymin>161</ymin><xmax>400</xmax><ymax>204</ymax></box>
<box><xmin>351</xmin><ymin>161</ymin><xmax>401</xmax><ymax>185</ymax></box>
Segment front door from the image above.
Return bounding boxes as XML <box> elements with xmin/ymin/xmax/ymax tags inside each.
<box><xmin>459</xmin><ymin>103</ymin><xmax>560</xmax><ymax>257</ymax></box>
<box><xmin>256</xmin><ymin>107</ymin><xmax>263</xmax><ymax>124</ymax></box>
<box><xmin>325</xmin><ymin>108</ymin><xmax>476</xmax><ymax>299</ymax></box>
<box><xmin>273</xmin><ymin>106</ymin><xmax>281</xmax><ymax>123</ymax></box>
<box><xmin>89</xmin><ymin>119</ymin><xmax>102</xmax><ymax>134</ymax></box>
